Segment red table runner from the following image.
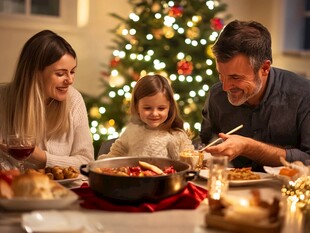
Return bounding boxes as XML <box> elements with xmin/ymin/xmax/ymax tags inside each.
<box><xmin>72</xmin><ymin>182</ymin><xmax>207</xmax><ymax>212</ymax></box>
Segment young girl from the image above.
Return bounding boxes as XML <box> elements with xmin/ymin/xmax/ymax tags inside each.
<box><xmin>98</xmin><ymin>74</ymin><xmax>194</xmax><ymax>160</ymax></box>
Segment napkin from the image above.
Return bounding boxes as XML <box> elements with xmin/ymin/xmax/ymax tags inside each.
<box><xmin>72</xmin><ymin>182</ymin><xmax>207</xmax><ymax>212</ymax></box>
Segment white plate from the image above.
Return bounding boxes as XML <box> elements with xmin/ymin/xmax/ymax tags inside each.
<box><xmin>263</xmin><ymin>166</ymin><xmax>292</xmax><ymax>183</ymax></box>
<box><xmin>199</xmin><ymin>169</ymin><xmax>273</xmax><ymax>186</ymax></box>
<box><xmin>56</xmin><ymin>174</ymin><xmax>82</xmax><ymax>185</ymax></box>
<box><xmin>0</xmin><ymin>190</ymin><xmax>78</xmax><ymax>211</ymax></box>
<box><xmin>263</xmin><ymin>166</ymin><xmax>283</xmax><ymax>176</ymax></box>
<box><xmin>22</xmin><ymin>210</ymin><xmax>87</xmax><ymax>233</ymax></box>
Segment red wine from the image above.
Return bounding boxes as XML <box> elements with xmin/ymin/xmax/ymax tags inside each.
<box><xmin>8</xmin><ymin>146</ymin><xmax>35</xmax><ymax>161</ymax></box>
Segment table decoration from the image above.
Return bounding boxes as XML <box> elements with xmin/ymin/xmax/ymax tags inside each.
<box><xmin>281</xmin><ymin>175</ymin><xmax>310</xmax><ymax>212</ymax></box>
<box><xmin>205</xmin><ymin>189</ymin><xmax>283</xmax><ymax>233</ymax></box>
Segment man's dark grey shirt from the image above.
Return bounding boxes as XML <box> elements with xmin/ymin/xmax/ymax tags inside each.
<box><xmin>200</xmin><ymin>67</ymin><xmax>310</xmax><ymax>171</ymax></box>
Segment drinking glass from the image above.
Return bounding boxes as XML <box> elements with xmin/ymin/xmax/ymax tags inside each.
<box><xmin>180</xmin><ymin>150</ymin><xmax>204</xmax><ymax>170</ymax></box>
<box><xmin>207</xmin><ymin>156</ymin><xmax>228</xmax><ymax>212</ymax></box>
<box><xmin>6</xmin><ymin>135</ymin><xmax>36</xmax><ymax>173</ymax></box>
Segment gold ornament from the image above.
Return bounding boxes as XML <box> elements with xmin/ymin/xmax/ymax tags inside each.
<box><xmin>206</xmin><ymin>44</ymin><xmax>215</xmax><ymax>58</ymax></box>
<box><xmin>89</xmin><ymin>106</ymin><xmax>101</xmax><ymax>119</ymax></box>
<box><xmin>192</xmin><ymin>15</ymin><xmax>202</xmax><ymax>24</ymax></box>
<box><xmin>151</xmin><ymin>3</ymin><xmax>161</xmax><ymax>12</ymax></box>
<box><xmin>151</xmin><ymin>28</ymin><xmax>163</xmax><ymax>40</ymax></box>
<box><xmin>186</xmin><ymin>27</ymin><xmax>200</xmax><ymax>39</ymax></box>
<box><xmin>163</xmin><ymin>26</ymin><xmax>175</xmax><ymax>39</ymax></box>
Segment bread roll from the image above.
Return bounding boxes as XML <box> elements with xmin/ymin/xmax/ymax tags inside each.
<box><xmin>0</xmin><ymin>179</ymin><xmax>13</xmax><ymax>198</ymax></box>
<box><xmin>11</xmin><ymin>173</ymin><xmax>54</xmax><ymax>199</ymax></box>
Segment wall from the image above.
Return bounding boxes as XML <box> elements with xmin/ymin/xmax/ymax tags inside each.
<box><xmin>0</xmin><ymin>0</ymin><xmax>309</xmax><ymax>97</ymax></box>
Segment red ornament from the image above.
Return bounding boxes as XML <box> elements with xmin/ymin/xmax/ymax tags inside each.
<box><xmin>168</xmin><ymin>6</ymin><xmax>183</xmax><ymax>17</ymax></box>
<box><xmin>110</xmin><ymin>57</ymin><xmax>120</xmax><ymax>67</ymax></box>
<box><xmin>177</xmin><ymin>60</ymin><xmax>193</xmax><ymax>75</ymax></box>
<box><xmin>210</xmin><ymin>18</ymin><xmax>224</xmax><ymax>31</ymax></box>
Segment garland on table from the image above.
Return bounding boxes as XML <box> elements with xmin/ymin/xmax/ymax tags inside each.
<box><xmin>281</xmin><ymin>175</ymin><xmax>310</xmax><ymax>211</ymax></box>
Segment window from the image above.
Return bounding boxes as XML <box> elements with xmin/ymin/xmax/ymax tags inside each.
<box><xmin>284</xmin><ymin>0</ymin><xmax>310</xmax><ymax>52</ymax></box>
<box><xmin>0</xmin><ymin>0</ymin><xmax>59</xmax><ymax>16</ymax></box>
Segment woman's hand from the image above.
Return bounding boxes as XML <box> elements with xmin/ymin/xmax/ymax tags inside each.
<box><xmin>26</xmin><ymin>146</ymin><xmax>47</xmax><ymax>169</ymax></box>
<box><xmin>0</xmin><ymin>143</ymin><xmax>8</xmax><ymax>153</ymax></box>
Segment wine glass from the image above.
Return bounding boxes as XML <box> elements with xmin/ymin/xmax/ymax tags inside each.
<box><xmin>6</xmin><ymin>135</ymin><xmax>36</xmax><ymax>173</ymax></box>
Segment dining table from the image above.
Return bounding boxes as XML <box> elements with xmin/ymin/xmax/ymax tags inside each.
<box><xmin>0</xmin><ymin>173</ymin><xmax>308</xmax><ymax>233</ymax></box>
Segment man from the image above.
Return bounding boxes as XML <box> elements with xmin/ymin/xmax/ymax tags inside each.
<box><xmin>200</xmin><ymin>20</ymin><xmax>310</xmax><ymax>172</ymax></box>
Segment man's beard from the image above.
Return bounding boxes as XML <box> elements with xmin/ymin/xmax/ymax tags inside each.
<box><xmin>227</xmin><ymin>74</ymin><xmax>262</xmax><ymax>106</ymax></box>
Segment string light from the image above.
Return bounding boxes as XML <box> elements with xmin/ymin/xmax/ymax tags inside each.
<box><xmin>281</xmin><ymin>176</ymin><xmax>310</xmax><ymax>211</ymax></box>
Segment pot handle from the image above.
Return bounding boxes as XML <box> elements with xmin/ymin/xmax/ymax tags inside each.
<box><xmin>80</xmin><ymin>164</ymin><xmax>90</xmax><ymax>177</ymax></box>
<box><xmin>184</xmin><ymin>170</ymin><xmax>198</xmax><ymax>181</ymax></box>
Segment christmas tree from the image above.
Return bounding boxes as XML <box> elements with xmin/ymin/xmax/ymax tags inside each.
<box><xmin>85</xmin><ymin>0</ymin><xmax>229</xmax><ymax>154</ymax></box>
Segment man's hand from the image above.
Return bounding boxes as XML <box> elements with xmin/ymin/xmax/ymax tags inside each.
<box><xmin>203</xmin><ymin>134</ymin><xmax>248</xmax><ymax>160</ymax></box>
<box><xmin>203</xmin><ymin>134</ymin><xmax>286</xmax><ymax>166</ymax></box>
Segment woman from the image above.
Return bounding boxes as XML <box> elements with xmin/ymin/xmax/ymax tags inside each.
<box><xmin>0</xmin><ymin>30</ymin><xmax>94</xmax><ymax>169</ymax></box>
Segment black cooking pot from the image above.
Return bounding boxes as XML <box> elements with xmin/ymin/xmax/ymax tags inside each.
<box><xmin>80</xmin><ymin>157</ymin><xmax>198</xmax><ymax>203</ymax></box>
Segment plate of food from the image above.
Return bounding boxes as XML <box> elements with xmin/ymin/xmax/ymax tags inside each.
<box><xmin>199</xmin><ymin>168</ymin><xmax>274</xmax><ymax>186</ymax></box>
<box><xmin>56</xmin><ymin>174</ymin><xmax>83</xmax><ymax>185</ymax></box>
<box><xmin>0</xmin><ymin>173</ymin><xmax>78</xmax><ymax>211</ymax></box>
<box><xmin>263</xmin><ymin>166</ymin><xmax>300</xmax><ymax>181</ymax></box>
<box><xmin>25</xmin><ymin>166</ymin><xmax>82</xmax><ymax>185</ymax></box>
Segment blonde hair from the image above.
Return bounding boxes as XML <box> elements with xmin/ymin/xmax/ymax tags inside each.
<box><xmin>0</xmin><ymin>30</ymin><xmax>76</xmax><ymax>142</ymax></box>
<box><xmin>130</xmin><ymin>74</ymin><xmax>184</xmax><ymax>131</ymax></box>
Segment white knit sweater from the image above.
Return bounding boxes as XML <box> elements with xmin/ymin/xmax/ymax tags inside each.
<box><xmin>0</xmin><ymin>86</ymin><xmax>94</xmax><ymax>169</ymax></box>
<box><xmin>98</xmin><ymin>122</ymin><xmax>194</xmax><ymax>160</ymax></box>
<box><xmin>42</xmin><ymin>86</ymin><xmax>94</xmax><ymax>167</ymax></box>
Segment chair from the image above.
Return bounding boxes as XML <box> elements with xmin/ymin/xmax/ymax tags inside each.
<box><xmin>97</xmin><ymin>138</ymin><xmax>117</xmax><ymax>157</ymax></box>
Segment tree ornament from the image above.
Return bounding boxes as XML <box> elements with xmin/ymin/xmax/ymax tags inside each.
<box><xmin>110</xmin><ymin>57</ymin><xmax>120</xmax><ymax>67</ymax></box>
<box><xmin>210</xmin><ymin>17</ymin><xmax>224</xmax><ymax>31</ymax></box>
<box><xmin>163</xmin><ymin>26</ymin><xmax>175</xmax><ymax>39</ymax></box>
<box><xmin>206</xmin><ymin>44</ymin><xmax>215</xmax><ymax>58</ymax></box>
<box><xmin>151</xmin><ymin>2</ymin><xmax>161</xmax><ymax>12</ymax></box>
<box><xmin>177</xmin><ymin>60</ymin><xmax>193</xmax><ymax>75</ymax></box>
<box><xmin>168</xmin><ymin>5</ymin><xmax>183</xmax><ymax>17</ymax></box>
<box><xmin>151</xmin><ymin>28</ymin><xmax>164</xmax><ymax>40</ymax></box>
<box><xmin>89</xmin><ymin>106</ymin><xmax>101</xmax><ymax>119</ymax></box>
<box><xmin>186</xmin><ymin>27</ymin><xmax>200</xmax><ymax>39</ymax></box>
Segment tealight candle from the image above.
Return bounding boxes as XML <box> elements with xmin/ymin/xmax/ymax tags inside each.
<box><xmin>207</xmin><ymin>156</ymin><xmax>228</xmax><ymax>213</ymax></box>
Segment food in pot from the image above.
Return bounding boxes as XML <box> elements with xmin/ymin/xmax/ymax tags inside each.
<box><xmin>81</xmin><ymin>157</ymin><xmax>197</xmax><ymax>202</ymax></box>
<box><xmin>94</xmin><ymin>160</ymin><xmax>176</xmax><ymax>177</ymax></box>
<box><xmin>227</xmin><ymin>167</ymin><xmax>260</xmax><ymax>180</ymax></box>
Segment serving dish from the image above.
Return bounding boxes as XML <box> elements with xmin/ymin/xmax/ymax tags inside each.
<box><xmin>0</xmin><ymin>189</ymin><xmax>78</xmax><ymax>211</ymax></box>
<box><xmin>80</xmin><ymin>157</ymin><xmax>198</xmax><ymax>203</ymax></box>
<box><xmin>56</xmin><ymin>174</ymin><xmax>83</xmax><ymax>185</ymax></box>
<box><xmin>199</xmin><ymin>169</ymin><xmax>273</xmax><ymax>186</ymax></box>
